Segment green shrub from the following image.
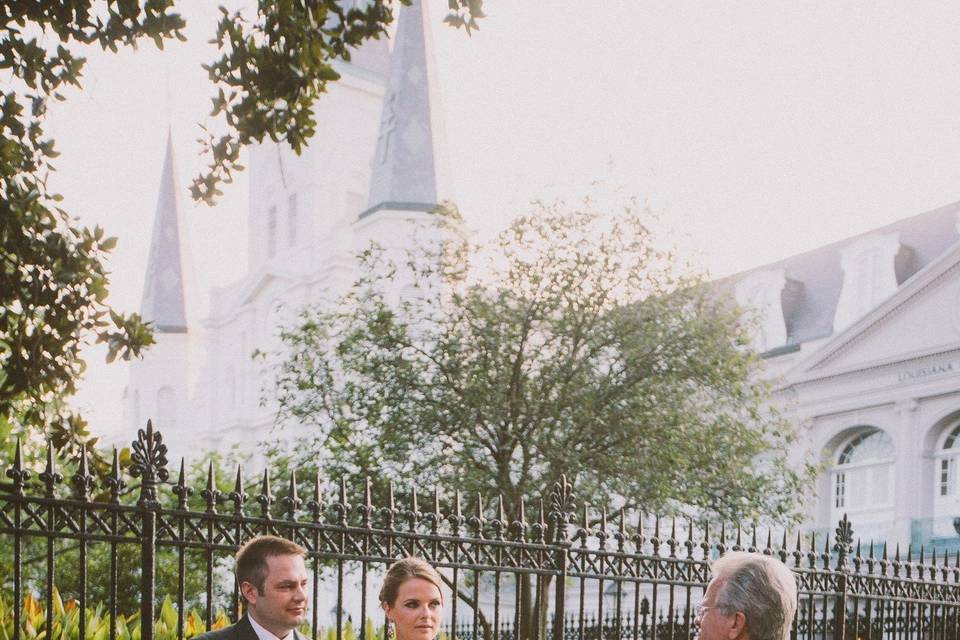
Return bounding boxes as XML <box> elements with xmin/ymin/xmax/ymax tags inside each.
<box><xmin>0</xmin><ymin>590</ymin><xmax>229</xmax><ymax>640</ymax></box>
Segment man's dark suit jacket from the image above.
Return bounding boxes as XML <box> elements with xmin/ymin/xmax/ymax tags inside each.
<box><xmin>192</xmin><ymin>615</ymin><xmax>305</xmax><ymax>640</ymax></box>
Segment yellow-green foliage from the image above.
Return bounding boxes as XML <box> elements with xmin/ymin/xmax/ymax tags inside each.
<box><xmin>0</xmin><ymin>590</ymin><xmax>229</xmax><ymax>640</ymax></box>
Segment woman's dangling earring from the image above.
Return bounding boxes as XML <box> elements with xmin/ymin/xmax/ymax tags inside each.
<box><xmin>387</xmin><ymin>620</ymin><xmax>395</xmax><ymax>640</ymax></box>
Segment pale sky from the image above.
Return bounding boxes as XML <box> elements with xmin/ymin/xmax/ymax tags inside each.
<box><xmin>46</xmin><ymin>1</ymin><xmax>960</xmax><ymax>438</ymax></box>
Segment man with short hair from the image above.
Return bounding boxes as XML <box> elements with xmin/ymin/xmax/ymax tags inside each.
<box><xmin>194</xmin><ymin>535</ymin><xmax>310</xmax><ymax>640</ymax></box>
<box><xmin>695</xmin><ymin>551</ymin><xmax>798</xmax><ymax>640</ymax></box>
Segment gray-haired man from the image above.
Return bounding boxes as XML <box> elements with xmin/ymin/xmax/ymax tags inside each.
<box><xmin>695</xmin><ymin>552</ymin><xmax>798</xmax><ymax>640</ymax></box>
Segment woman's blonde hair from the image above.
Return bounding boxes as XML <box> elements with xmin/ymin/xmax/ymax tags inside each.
<box><xmin>379</xmin><ymin>557</ymin><xmax>444</xmax><ymax>606</ymax></box>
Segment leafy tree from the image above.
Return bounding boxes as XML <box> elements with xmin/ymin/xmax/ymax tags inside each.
<box><xmin>268</xmin><ymin>198</ymin><xmax>815</xmax><ymax>640</ymax></box>
<box><xmin>272</xmin><ymin>199</ymin><xmax>813</xmax><ymax>521</ymax></box>
<box><xmin>0</xmin><ymin>1</ymin><xmax>484</xmax><ymax>443</ymax></box>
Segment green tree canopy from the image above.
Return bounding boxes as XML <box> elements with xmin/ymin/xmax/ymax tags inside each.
<box><xmin>270</xmin><ymin>198</ymin><xmax>815</xmax><ymax>524</ymax></box>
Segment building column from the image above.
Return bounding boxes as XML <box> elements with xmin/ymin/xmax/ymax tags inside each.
<box><xmin>891</xmin><ymin>398</ymin><xmax>919</xmax><ymax>550</ymax></box>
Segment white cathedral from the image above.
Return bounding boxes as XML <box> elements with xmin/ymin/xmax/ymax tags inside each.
<box><xmin>125</xmin><ymin>0</ymin><xmax>450</xmax><ymax>461</ymax></box>
<box><xmin>124</xmin><ymin>0</ymin><xmax>960</xmax><ymax>557</ymax></box>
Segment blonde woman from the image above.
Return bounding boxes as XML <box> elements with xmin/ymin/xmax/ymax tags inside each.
<box><xmin>379</xmin><ymin>557</ymin><xmax>445</xmax><ymax>640</ymax></box>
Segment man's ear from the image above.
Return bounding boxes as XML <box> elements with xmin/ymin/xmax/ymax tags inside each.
<box><xmin>241</xmin><ymin>581</ymin><xmax>259</xmax><ymax>608</ymax></box>
<box><xmin>727</xmin><ymin>611</ymin><xmax>747</xmax><ymax>640</ymax></box>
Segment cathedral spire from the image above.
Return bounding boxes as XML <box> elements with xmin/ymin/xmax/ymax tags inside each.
<box><xmin>362</xmin><ymin>0</ymin><xmax>450</xmax><ymax>218</ymax></box>
<box><xmin>140</xmin><ymin>130</ymin><xmax>188</xmax><ymax>333</ymax></box>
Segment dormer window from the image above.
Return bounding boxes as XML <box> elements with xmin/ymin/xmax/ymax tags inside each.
<box><xmin>833</xmin><ymin>232</ymin><xmax>900</xmax><ymax>331</ymax></box>
<box><xmin>734</xmin><ymin>269</ymin><xmax>787</xmax><ymax>352</ymax></box>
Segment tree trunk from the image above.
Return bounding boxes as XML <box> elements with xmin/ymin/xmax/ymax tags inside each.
<box><xmin>518</xmin><ymin>573</ymin><xmax>554</xmax><ymax>640</ymax></box>
<box><xmin>438</xmin><ymin>572</ymin><xmax>494</xmax><ymax>640</ymax></box>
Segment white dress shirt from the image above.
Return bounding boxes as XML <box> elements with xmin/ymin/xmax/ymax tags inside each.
<box><xmin>247</xmin><ymin>612</ymin><xmax>297</xmax><ymax>640</ymax></box>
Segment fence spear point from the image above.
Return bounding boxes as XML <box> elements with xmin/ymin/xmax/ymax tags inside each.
<box><xmin>289</xmin><ymin>468</ymin><xmax>298</xmax><ymax>501</ymax></box>
<box><xmin>497</xmin><ymin>494</ymin><xmax>506</xmax><ymax>521</ymax></box>
<box><xmin>45</xmin><ymin>441</ymin><xmax>56</xmax><ymax>475</ymax></box>
<box><xmin>433</xmin><ymin>486</ymin><xmax>441</xmax><ymax>516</ymax></box>
<box><xmin>13</xmin><ymin>437</ymin><xmax>23</xmax><ymax>470</ymax></box>
<box><xmin>262</xmin><ymin>468</ymin><xmax>272</xmax><ymax>496</ymax></box>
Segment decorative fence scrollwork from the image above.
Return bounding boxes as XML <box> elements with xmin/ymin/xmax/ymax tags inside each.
<box><xmin>2</xmin><ymin>424</ymin><xmax>959</xmax><ymax>640</ymax></box>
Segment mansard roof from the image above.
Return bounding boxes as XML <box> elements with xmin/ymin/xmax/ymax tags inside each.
<box><xmin>363</xmin><ymin>0</ymin><xmax>449</xmax><ymax>217</ymax></box>
<box><xmin>140</xmin><ymin>132</ymin><xmax>188</xmax><ymax>333</ymax></box>
<box><xmin>724</xmin><ymin>200</ymin><xmax>960</xmax><ymax>347</ymax></box>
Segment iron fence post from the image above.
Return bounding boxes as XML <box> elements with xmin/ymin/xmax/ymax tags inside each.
<box><xmin>130</xmin><ymin>421</ymin><xmax>170</xmax><ymax>640</ymax></box>
<box><xmin>549</xmin><ymin>477</ymin><xmax>576</xmax><ymax>640</ymax></box>
<box><xmin>833</xmin><ymin>515</ymin><xmax>854</xmax><ymax>640</ymax></box>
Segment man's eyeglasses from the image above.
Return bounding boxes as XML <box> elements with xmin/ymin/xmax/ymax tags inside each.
<box><xmin>693</xmin><ymin>602</ymin><xmax>717</xmax><ymax>618</ymax></box>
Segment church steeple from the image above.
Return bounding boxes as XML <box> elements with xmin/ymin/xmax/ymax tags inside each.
<box><xmin>140</xmin><ymin>130</ymin><xmax>188</xmax><ymax>333</ymax></box>
<box><xmin>362</xmin><ymin>0</ymin><xmax>450</xmax><ymax>218</ymax></box>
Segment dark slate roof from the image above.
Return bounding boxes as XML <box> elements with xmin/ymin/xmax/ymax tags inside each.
<box><xmin>140</xmin><ymin>132</ymin><xmax>188</xmax><ymax>333</ymax></box>
<box><xmin>725</xmin><ymin>201</ymin><xmax>960</xmax><ymax>346</ymax></box>
<box><xmin>363</xmin><ymin>0</ymin><xmax>442</xmax><ymax>216</ymax></box>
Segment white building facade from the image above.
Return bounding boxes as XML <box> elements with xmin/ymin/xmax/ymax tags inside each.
<box><xmin>728</xmin><ymin>202</ymin><xmax>960</xmax><ymax>555</ymax></box>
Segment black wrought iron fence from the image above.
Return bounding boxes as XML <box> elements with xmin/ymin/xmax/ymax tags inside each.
<box><xmin>2</xmin><ymin>422</ymin><xmax>960</xmax><ymax>640</ymax></box>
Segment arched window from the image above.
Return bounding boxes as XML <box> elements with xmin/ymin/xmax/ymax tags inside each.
<box><xmin>939</xmin><ymin>425</ymin><xmax>960</xmax><ymax>497</ymax></box>
<box><xmin>831</xmin><ymin>429</ymin><xmax>894</xmax><ymax>513</ymax></box>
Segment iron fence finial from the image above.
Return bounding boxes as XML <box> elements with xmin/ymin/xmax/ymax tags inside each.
<box><xmin>548</xmin><ymin>475</ymin><xmax>575</xmax><ymax>543</ymax></box>
<box><xmin>6</xmin><ymin>437</ymin><xmax>30</xmax><ymax>490</ymax></box>
<box><xmin>834</xmin><ymin>513</ymin><xmax>854</xmax><ymax>569</ymax></box>
<box><xmin>105</xmin><ymin>447</ymin><xmax>125</xmax><ymax>503</ymax></box>
<box><xmin>130</xmin><ymin>420</ymin><xmax>169</xmax><ymax>507</ymax></box>
<box><xmin>305</xmin><ymin>469</ymin><xmax>323</xmax><ymax>521</ymax></box>
<box><xmin>258</xmin><ymin>468</ymin><xmax>275</xmax><ymax>518</ymax></box>
<box><xmin>39</xmin><ymin>441</ymin><xmax>63</xmax><ymax>497</ymax></box>
<box><xmin>202</xmin><ymin>459</ymin><xmax>222</xmax><ymax>513</ymax></box>
<box><xmin>71</xmin><ymin>444</ymin><xmax>94</xmax><ymax>501</ymax></box>
<box><xmin>282</xmin><ymin>468</ymin><xmax>301</xmax><ymax>520</ymax></box>
<box><xmin>172</xmin><ymin>458</ymin><xmax>192</xmax><ymax>508</ymax></box>
<box><xmin>230</xmin><ymin>464</ymin><xmax>248</xmax><ymax>515</ymax></box>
